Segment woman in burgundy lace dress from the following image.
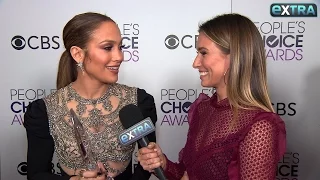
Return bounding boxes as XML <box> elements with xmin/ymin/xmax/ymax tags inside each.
<box><xmin>137</xmin><ymin>13</ymin><xmax>286</xmax><ymax>180</ymax></box>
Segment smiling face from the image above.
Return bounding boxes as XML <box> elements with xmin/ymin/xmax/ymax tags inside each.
<box><xmin>83</xmin><ymin>21</ymin><xmax>124</xmax><ymax>84</ymax></box>
<box><xmin>192</xmin><ymin>31</ymin><xmax>230</xmax><ymax>88</ymax></box>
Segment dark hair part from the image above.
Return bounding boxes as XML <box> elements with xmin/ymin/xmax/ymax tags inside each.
<box><xmin>56</xmin><ymin>12</ymin><xmax>115</xmax><ymax>89</ymax></box>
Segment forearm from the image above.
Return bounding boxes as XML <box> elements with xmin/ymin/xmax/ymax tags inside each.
<box><xmin>163</xmin><ymin>154</ymin><xmax>185</xmax><ymax>180</ymax></box>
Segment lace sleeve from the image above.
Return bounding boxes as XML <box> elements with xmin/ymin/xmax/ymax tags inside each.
<box><xmin>163</xmin><ymin>93</ymin><xmax>210</xmax><ymax>179</ymax></box>
<box><xmin>239</xmin><ymin>119</ymin><xmax>283</xmax><ymax>180</ymax></box>
<box><xmin>164</xmin><ymin>148</ymin><xmax>186</xmax><ymax>180</ymax></box>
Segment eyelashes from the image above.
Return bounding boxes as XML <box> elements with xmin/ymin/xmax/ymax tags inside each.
<box><xmin>103</xmin><ymin>44</ymin><xmax>126</xmax><ymax>51</ymax></box>
<box><xmin>196</xmin><ymin>51</ymin><xmax>207</xmax><ymax>55</ymax></box>
<box><xmin>104</xmin><ymin>46</ymin><xmax>112</xmax><ymax>51</ymax></box>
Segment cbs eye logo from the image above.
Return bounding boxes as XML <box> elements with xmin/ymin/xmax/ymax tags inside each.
<box><xmin>17</xmin><ymin>162</ymin><xmax>27</xmax><ymax>175</ymax></box>
<box><xmin>11</xmin><ymin>35</ymin><xmax>26</xmax><ymax>50</ymax></box>
<box><xmin>164</xmin><ymin>35</ymin><xmax>180</xmax><ymax>50</ymax></box>
<box><xmin>17</xmin><ymin>161</ymin><xmax>60</xmax><ymax>176</ymax></box>
<box><xmin>11</xmin><ymin>35</ymin><xmax>60</xmax><ymax>50</ymax></box>
<box><xmin>164</xmin><ymin>34</ymin><xmax>198</xmax><ymax>50</ymax></box>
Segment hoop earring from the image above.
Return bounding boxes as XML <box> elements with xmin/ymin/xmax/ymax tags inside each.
<box><xmin>76</xmin><ymin>61</ymin><xmax>84</xmax><ymax>74</ymax></box>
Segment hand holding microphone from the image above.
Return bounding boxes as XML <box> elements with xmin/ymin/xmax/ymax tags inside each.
<box><xmin>137</xmin><ymin>142</ymin><xmax>167</xmax><ymax>172</ymax></box>
<box><xmin>118</xmin><ymin>104</ymin><xmax>167</xmax><ymax>180</ymax></box>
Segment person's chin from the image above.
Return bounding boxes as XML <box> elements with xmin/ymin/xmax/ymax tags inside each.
<box><xmin>200</xmin><ymin>80</ymin><xmax>210</xmax><ymax>87</ymax></box>
<box><xmin>103</xmin><ymin>77</ymin><xmax>118</xmax><ymax>84</ymax></box>
<box><xmin>201</xmin><ymin>81</ymin><xmax>217</xmax><ymax>89</ymax></box>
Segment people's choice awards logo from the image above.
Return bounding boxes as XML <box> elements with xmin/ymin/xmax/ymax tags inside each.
<box><xmin>11</xmin><ymin>35</ymin><xmax>60</xmax><ymax>50</ymax></box>
<box><xmin>10</xmin><ymin>88</ymin><xmax>56</xmax><ymax>125</ymax></box>
<box><xmin>164</xmin><ymin>34</ymin><xmax>198</xmax><ymax>50</ymax></box>
<box><xmin>160</xmin><ymin>89</ymin><xmax>212</xmax><ymax>126</ymax></box>
<box><xmin>255</xmin><ymin>20</ymin><xmax>306</xmax><ymax>61</ymax></box>
<box><xmin>119</xmin><ymin>23</ymin><xmax>140</xmax><ymax>62</ymax></box>
<box><xmin>277</xmin><ymin>152</ymin><xmax>300</xmax><ymax>180</ymax></box>
<box><xmin>265</xmin><ymin>35</ymin><xmax>279</xmax><ymax>48</ymax></box>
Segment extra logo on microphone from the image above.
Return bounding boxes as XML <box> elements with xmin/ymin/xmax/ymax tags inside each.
<box><xmin>118</xmin><ymin>118</ymin><xmax>155</xmax><ymax>146</ymax></box>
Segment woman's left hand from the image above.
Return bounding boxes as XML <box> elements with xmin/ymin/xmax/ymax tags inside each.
<box><xmin>180</xmin><ymin>171</ymin><xmax>189</xmax><ymax>180</ymax></box>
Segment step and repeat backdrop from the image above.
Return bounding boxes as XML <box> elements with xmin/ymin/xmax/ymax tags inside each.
<box><xmin>0</xmin><ymin>0</ymin><xmax>319</xmax><ymax>179</ymax></box>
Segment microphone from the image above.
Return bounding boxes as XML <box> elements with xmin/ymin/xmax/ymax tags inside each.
<box><xmin>118</xmin><ymin>104</ymin><xmax>167</xmax><ymax>180</ymax></box>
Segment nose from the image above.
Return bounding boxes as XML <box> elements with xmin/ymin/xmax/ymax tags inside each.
<box><xmin>192</xmin><ymin>54</ymin><xmax>201</xmax><ymax>69</ymax></box>
<box><xmin>113</xmin><ymin>48</ymin><xmax>124</xmax><ymax>63</ymax></box>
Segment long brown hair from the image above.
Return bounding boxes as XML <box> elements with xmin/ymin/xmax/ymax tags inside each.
<box><xmin>198</xmin><ymin>13</ymin><xmax>274</xmax><ymax>119</ymax></box>
<box><xmin>56</xmin><ymin>12</ymin><xmax>115</xmax><ymax>89</ymax></box>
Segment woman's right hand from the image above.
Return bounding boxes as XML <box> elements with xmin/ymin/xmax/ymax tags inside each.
<box><xmin>137</xmin><ymin>142</ymin><xmax>166</xmax><ymax>172</ymax></box>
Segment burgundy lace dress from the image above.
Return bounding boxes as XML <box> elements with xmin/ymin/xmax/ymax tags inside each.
<box><xmin>164</xmin><ymin>93</ymin><xmax>286</xmax><ymax>180</ymax></box>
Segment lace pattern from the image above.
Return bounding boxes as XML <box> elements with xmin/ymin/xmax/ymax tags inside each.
<box><xmin>164</xmin><ymin>93</ymin><xmax>286</xmax><ymax>180</ymax></box>
<box><xmin>43</xmin><ymin>83</ymin><xmax>137</xmax><ymax>175</ymax></box>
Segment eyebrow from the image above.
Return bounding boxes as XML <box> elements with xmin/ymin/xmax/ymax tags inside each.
<box><xmin>99</xmin><ymin>39</ymin><xmax>118</xmax><ymax>44</ymax></box>
<box><xmin>197</xmin><ymin>47</ymin><xmax>208</xmax><ymax>51</ymax></box>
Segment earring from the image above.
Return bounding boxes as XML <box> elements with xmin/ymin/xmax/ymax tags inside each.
<box><xmin>77</xmin><ymin>61</ymin><xmax>84</xmax><ymax>74</ymax></box>
<box><xmin>223</xmin><ymin>70</ymin><xmax>228</xmax><ymax>85</ymax></box>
